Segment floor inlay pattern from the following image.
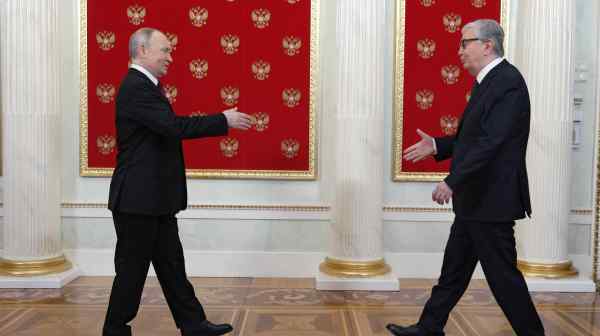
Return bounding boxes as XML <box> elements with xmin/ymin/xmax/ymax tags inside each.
<box><xmin>0</xmin><ymin>277</ymin><xmax>599</xmax><ymax>335</ymax></box>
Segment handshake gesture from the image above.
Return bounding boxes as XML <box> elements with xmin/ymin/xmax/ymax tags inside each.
<box><xmin>222</xmin><ymin>107</ymin><xmax>253</xmax><ymax>130</ymax></box>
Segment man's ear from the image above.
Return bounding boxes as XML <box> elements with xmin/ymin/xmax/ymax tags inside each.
<box><xmin>137</xmin><ymin>44</ymin><xmax>146</xmax><ymax>58</ymax></box>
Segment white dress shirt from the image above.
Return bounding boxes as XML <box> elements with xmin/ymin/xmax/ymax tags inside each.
<box><xmin>130</xmin><ymin>63</ymin><xmax>159</xmax><ymax>86</ymax></box>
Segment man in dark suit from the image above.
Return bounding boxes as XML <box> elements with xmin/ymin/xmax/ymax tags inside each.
<box><xmin>387</xmin><ymin>20</ymin><xmax>545</xmax><ymax>336</ymax></box>
<box><xmin>103</xmin><ymin>28</ymin><xmax>252</xmax><ymax>336</ymax></box>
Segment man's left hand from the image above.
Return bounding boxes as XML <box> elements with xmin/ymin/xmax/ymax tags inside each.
<box><xmin>432</xmin><ymin>181</ymin><xmax>452</xmax><ymax>205</ymax></box>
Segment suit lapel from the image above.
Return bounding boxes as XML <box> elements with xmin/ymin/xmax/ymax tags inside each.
<box><xmin>128</xmin><ymin>68</ymin><xmax>171</xmax><ymax>105</ymax></box>
<box><xmin>455</xmin><ymin>60</ymin><xmax>509</xmax><ymax>136</ymax></box>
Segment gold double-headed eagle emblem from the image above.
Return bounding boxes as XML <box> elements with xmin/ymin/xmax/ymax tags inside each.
<box><xmin>440</xmin><ymin>116</ymin><xmax>459</xmax><ymax>135</ymax></box>
<box><xmin>97</xmin><ymin>135</ymin><xmax>116</xmax><ymax>155</ymax></box>
<box><xmin>189</xmin><ymin>7</ymin><xmax>208</xmax><ymax>27</ymax></box>
<box><xmin>471</xmin><ymin>0</ymin><xmax>486</xmax><ymax>8</ymax></box>
<box><xmin>282</xmin><ymin>36</ymin><xmax>302</xmax><ymax>56</ymax></box>
<box><xmin>443</xmin><ymin>13</ymin><xmax>462</xmax><ymax>33</ymax></box>
<box><xmin>96</xmin><ymin>31</ymin><xmax>115</xmax><ymax>51</ymax></box>
<box><xmin>96</xmin><ymin>84</ymin><xmax>116</xmax><ymax>103</ymax></box>
<box><xmin>251</xmin><ymin>9</ymin><xmax>271</xmax><ymax>29</ymax></box>
<box><xmin>252</xmin><ymin>60</ymin><xmax>271</xmax><ymax>81</ymax></box>
<box><xmin>417</xmin><ymin>39</ymin><xmax>436</xmax><ymax>59</ymax></box>
<box><xmin>282</xmin><ymin>89</ymin><xmax>301</xmax><ymax>108</ymax></box>
<box><xmin>220</xmin><ymin>138</ymin><xmax>239</xmax><ymax>158</ymax></box>
<box><xmin>281</xmin><ymin>139</ymin><xmax>300</xmax><ymax>159</ymax></box>
<box><xmin>127</xmin><ymin>5</ymin><xmax>146</xmax><ymax>25</ymax></box>
<box><xmin>252</xmin><ymin>112</ymin><xmax>270</xmax><ymax>132</ymax></box>
<box><xmin>221</xmin><ymin>34</ymin><xmax>240</xmax><ymax>55</ymax></box>
<box><xmin>189</xmin><ymin>59</ymin><xmax>209</xmax><ymax>79</ymax></box>
<box><xmin>416</xmin><ymin>90</ymin><xmax>434</xmax><ymax>110</ymax></box>
<box><xmin>221</xmin><ymin>86</ymin><xmax>240</xmax><ymax>106</ymax></box>
<box><xmin>441</xmin><ymin>65</ymin><xmax>460</xmax><ymax>85</ymax></box>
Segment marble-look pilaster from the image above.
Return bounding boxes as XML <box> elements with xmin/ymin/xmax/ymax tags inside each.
<box><xmin>0</xmin><ymin>0</ymin><xmax>76</xmax><ymax>286</ymax></box>
<box><xmin>513</xmin><ymin>0</ymin><xmax>578</xmax><ymax>279</ymax></box>
<box><xmin>316</xmin><ymin>0</ymin><xmax>397</xmax><ymax>290</ymax></box>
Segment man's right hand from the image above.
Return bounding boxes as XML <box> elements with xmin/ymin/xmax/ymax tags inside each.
<box><xmin>403</xmin><ymin>129</ymin><xmax>435</xmax><ymax>162</ymax></box>
<box><xmin>223</xmin><ymin>107</ymin><xmax>252</xmax><ymax>130</ymax></box>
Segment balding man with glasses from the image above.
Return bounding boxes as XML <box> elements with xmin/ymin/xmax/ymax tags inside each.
<box><xmin>387</xmin><ymin>19</ymin><xmax>545</xmax><ymax>336</ymax></box>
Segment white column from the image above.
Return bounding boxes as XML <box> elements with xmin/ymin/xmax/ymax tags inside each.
<box><xmin>316</xmin><ymin>0</ymin><xmax>397</xmax><ymax>291</ymax></box>
<box><xmin>0</xmin><ymin>0</ymin><xmax>77</xmax><ymax>287</ymax></box>
<box><xmin>512</xmin><ymin>1</ymin><xmax>582</xmax><ymax>284</ymax></box>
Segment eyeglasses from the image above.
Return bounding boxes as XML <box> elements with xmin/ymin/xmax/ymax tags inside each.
<box><xmin>459</xmin><ymin>38</ymin><xmax>482</xmax><ymax>49</ymax></box>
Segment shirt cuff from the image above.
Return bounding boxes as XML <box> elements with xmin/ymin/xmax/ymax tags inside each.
<box><xmin>432</xmin><ymin>138</ymin><xmax>437</xmax><ymax>155</ymax></box>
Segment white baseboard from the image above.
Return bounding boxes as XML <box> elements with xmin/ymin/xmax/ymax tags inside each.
<box><xmin>0</xmin><ymin>266</ymin><xmax>80</xmax><ymax>288</ymax></box>
<box><xmin>64</xmin><ymin>249</ymin><xmax>593</xmax><ymax>282</ymax></box>
<box><xmin>65</xmin><ymin>249</ymin><xmax>328</xmax><ymax>277</ymax></box>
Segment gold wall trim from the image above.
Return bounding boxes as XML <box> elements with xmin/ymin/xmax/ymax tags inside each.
<box><xmin>319</xmin><ymin>257</ymin><xmax>391</xmax><ymax>277</ymax></box>
<box><xmin>382</xmin><ymin>207</ymin><xmax>593</xmax><ymax>215</ymax></box>
<box><xmin>79</xmin><ymin>0</ymin><xmax>319</xmax><ymax>180</ymax></box>
<box><xmin>0</xmin><ymin>255</ymin><xmax>72</xmax><ymax>277</ymax></box>
<box><xmin>593</xmin><ymin>91</ymin><xmax>600</xmax><ymax>285</ymax></box>
<box><xmin>571</xmin><ymin>209</ymin><xmax>593</xmax><ymax>216</ymax></box>
<box><xmin>392</xmin><ymin>0</ymin><xmax>510</xmax><ymax>181</ymax></box>
<box><xmin>0</xmin><ymin>204</ymin><xmax>586</xmax><ymax>215</ymax></box>
<box><xmin>517</xmin><ymin>260</ymin><xmax>578</xmax><ymax>279</ymax></box>
<box><xmin>383</xmin><ymin>206</ymin><xmax>451</xmax><ymax>213</ymax></box>
<box><xmin>60</xmin><ymin>203</ymin><xmax>330</xmax><ymax>212</ymax></box>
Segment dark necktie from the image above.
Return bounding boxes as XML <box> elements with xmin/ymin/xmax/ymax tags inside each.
<box><xmin>470</xmin><ymin>80</ymin><xmax>480</xmax><ymax>101</ymax></box>
<box><xmin>456</xmin><ymin>81</ymin><xmax>480</xmax><ymax>136</ymax></box>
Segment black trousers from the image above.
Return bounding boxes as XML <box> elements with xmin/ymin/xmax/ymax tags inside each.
<box><xmin>103</xmin><ymin>212</ymin><xmax>206</xmax><ymax>336</ymax></box>
<box><xmin>418</xmin><ymin>218</ymin><xmax>545</xmax><ymax>336</ymax></box>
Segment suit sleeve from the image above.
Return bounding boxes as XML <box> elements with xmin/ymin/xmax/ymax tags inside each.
<box><xmin>124</xmin><ymin>85</ymin><xmax>228</xmax><ymax>139</ymax></box>
<box><xmin>433</xmin><ymin>136</ymin><xmax>455</xmax><ymax>161</ymax></box>
<box><xmin>444</xmin><ymin>83</ymin><xmax>526</xmax><ymax>190</ymax></box>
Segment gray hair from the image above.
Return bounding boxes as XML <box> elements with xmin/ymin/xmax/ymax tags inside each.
<box><xmin>128</xmin><ymin>28</ymin><xmax>158</xmax><ymax>59</ymax></box>
<box><xmin>463</xmin><ymin>19</ymin><xmax>504</xmax><ymax>57</ymax></box>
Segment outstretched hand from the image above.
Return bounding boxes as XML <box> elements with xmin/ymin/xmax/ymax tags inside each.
<box><xmin>222</xmin><ymin>107</ymin><xmax>252</xmax><ymax>130</ymax></box>
<box><xmin>403</xmin><ymin>129</ymin><xmax>435</xmax><ymax>162</ymax></box>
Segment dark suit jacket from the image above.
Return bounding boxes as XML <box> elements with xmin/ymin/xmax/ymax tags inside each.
<box><xmin>434</xmin><ymin>60</ymin><xmax>532</xmax><ymax>222</ymax></box>
<box><xmin>108</xmin><ymin>68</ymin><xmax>228</xmax><ymax>215</ymax></box>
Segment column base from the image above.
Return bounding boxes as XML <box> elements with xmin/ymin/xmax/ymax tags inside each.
<box><xmin>517</xmin><ymin>260</ymin><xmax>578</xmax><ymax>279</ymax></box>
<box><xmin>319</xmin><ymin>257</ymin><xmax>391</xmax><ymax>277</ymax></box>
<box><xmin>0</xmin><ymin>266</ymin><xmax>80</xmax><ymax>288</ymax></box>
<box><xmin>0</xmin><ymin>255</ymin><xmax>73</xmax><ymax>277</ymax></box>
<box><xmin>316</xmin><ymin>272</ymin><xmax>399</xmax><ymax>291</ymax></box>
<box><xmin>525</xmin><ymin>274</ymin><xmax>595</xmax><ymax>292</ymax></box>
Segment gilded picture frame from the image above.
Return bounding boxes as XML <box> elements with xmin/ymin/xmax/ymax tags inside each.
<box><xmin>79</xmin><ymin>0</ymin><xmax>320</xmax><ymax>180</ymax></box>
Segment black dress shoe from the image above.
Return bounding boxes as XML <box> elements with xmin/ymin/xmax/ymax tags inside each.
<box><xmin>386</xmin><ymin>323</ymin><xmax>441</xmax><ymax>336</ymax></box>
<box><xmin>184</xmin><ymin>320</ymin><xmax>233</xmax><ymax>336</ymax></box>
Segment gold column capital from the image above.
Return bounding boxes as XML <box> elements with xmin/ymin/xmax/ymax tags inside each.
<box><xmin>0</xmin><ymin>255</ymin><xmax>72</xmax><ymax>277</ymax></box>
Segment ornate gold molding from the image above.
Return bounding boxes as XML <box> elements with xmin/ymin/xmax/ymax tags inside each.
<box><xmin>60</xmin><ymin>202</ymin><xmax>330</xmax><ymax>212</ymax></box>
<box><xmin>382</xmin><ymin>206</ymin><xmax>592</xmax><ymax>215</ymax></box>
<box><xmin>79</xmin><ymin>0</ymin><xmax>319</xmax><ymax>180</ymax></box>
<box><xmin>593</xmin><ymin>101</ymin><xmax>600</xmax><ymax>285</ymax></box>
<box><xmin>0</xmin><ymin>255</ymin><xmax>72</xmax><ymax>277</ymax></box>
<box><xmin>571</xmin><ymin>209</ymin><xmax>593</xmax><ymax>216</ymax></box>
<box><xmin>517</xmin><ymin>260</ymin><xmax>578</xmax><ymax>279</ymax></box>
<box><xmin>383</xmin><ymin>206</ymin><xmax>452</xmax><ymax>213</ymax></box>
<box><xmin>319</xmin><ymin>257</ymin><xmax>391</xmax><ymax>277</ymax></box>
